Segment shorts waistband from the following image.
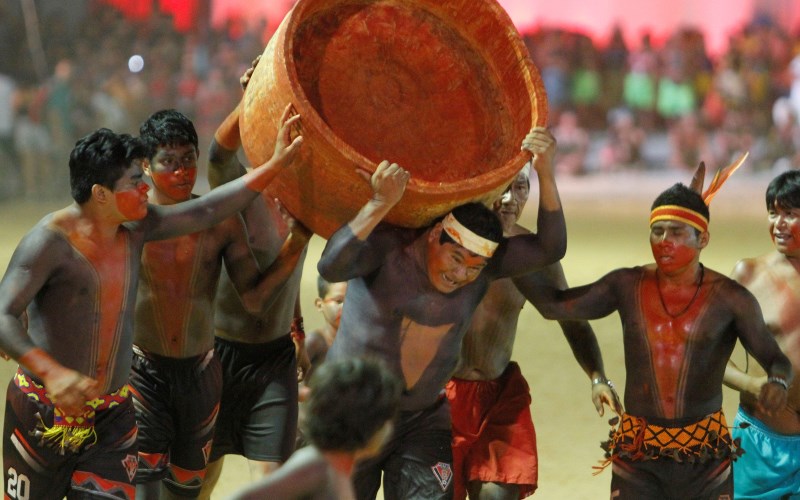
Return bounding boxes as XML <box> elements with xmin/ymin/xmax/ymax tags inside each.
<box><xmin>14</xmin><ymin>368</ymin><xmax>131</xmax><ymax>410</ymax></box>
<box><xmin>214</xmin><ymin>332</ymin><xmax>292</xmax><ymax>352</ymax></box>
<box><xmin>133</xmin><ymin>345</ymin><xmax>215</xmax><ymax>368</ymax></box>
<box><xmin>737</xmin><ymin>406</ymin><xmax>800</xmax><ymax>441</ymax></box>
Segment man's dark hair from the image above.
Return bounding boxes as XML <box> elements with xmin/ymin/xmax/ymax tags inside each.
<box><xmin>766</xmin><ymin>170</ymin><xmax>800</xmax><ymax>211</ymax></box>
<box><xmin>439</xmin><ymin>202</ymin><xmax>504</xmax><ymax>249</ymax></box>
<box><xmin>304</xmin><ymin>357</ymin><xmax>402</xmax><ymax>452</ymax></box>
<box><xmin>651</xmin><ymin>183</ymin><xmax>709</xmax><ymax>224</ymax></box>
<box><xmin>69</xmin><ymin>129</ymin><xmax>147</xmax><ymax>204</ymax></box>
<box><xmin>317</xmin><ymin>274</ymin><xmax>332</xmax><ymax>298</ymax></box>
<box><xmin>138</xmin><ymin>109</ymin><xmax>199</xmax><ymax>159</ymax></box>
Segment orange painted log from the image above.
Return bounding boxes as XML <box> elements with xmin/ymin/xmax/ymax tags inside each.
<box><xmin>241</xmin><ymin>0</ymin><xmax>547</xmax><ymax>238</ymax></box>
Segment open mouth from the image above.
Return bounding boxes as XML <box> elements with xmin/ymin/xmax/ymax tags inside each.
<box><xmin>441</xmin><ymin>273</ymin><xmax>459</xmax><ymax>289</ymax></box>
<box><xmin>774</xmin><ymin>233</ymin><xmax>791</xmax><ymax>243</ymax></box>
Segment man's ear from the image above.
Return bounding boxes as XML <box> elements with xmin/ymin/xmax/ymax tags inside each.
<box><xmin>698</xmin><ymin>231</ymin><xmax>710</xmax><ymax>249</ymax></box>
<box><xmin>142</xmin><ymin>159</ymin><xmax>152</xmax><ymax>177</ymax></box>
<box><xmin>91</xmin><ymin>184</ymin><xmax>111</xmax><ymax>204</ymax></box>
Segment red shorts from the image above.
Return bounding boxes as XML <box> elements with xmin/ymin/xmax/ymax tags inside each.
<box><xmin>446</xmin><ymin>362</ymin><xmax>537</xmax><ymax>499</ymax></box>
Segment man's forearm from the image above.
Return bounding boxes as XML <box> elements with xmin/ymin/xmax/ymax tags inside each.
<box><xmin>561</xmin><ymin>321</ymin><xmax>605</xmax><ymax>379</ymax></box>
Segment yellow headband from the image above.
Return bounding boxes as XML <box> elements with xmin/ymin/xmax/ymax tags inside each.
<box><xmin>649</xmin><ymin>205</ymin><xmax>708</xmax><ymax>232</ymax></box>
<box><xmin>650</xmin><ymin>152</ymin><xmax>749</xmax><ymax>232</ymax></box>
<box><xmin>441</xmin><ymin>212</ymin><xmax>499</xmax><ymax>258</ymax></box>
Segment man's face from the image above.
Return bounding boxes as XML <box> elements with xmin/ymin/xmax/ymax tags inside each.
<box><xmin>112</xmin><ymin>160</ymin><xmax>149</xmax><ymax>221</ymax></box>
<box><xmin>768</xmin><ymin>202</ymin><xmax>800</xmax><ymax>258</ymax></box>
<box><xmin>493</xmin><ymin>170</ymin><xmax>530</xmax><ymax>234</ymax></box>
<box><xmin>316</xmin><ymin>282</ymin><xmax>347</xmax><ymax>330</ymax></box>
<box><xmin>145</xmin><ymin>143</ymin><xmax>198</xmax><ymax>204</ymax></box>
<box><xmin>425</xmin><ymin>225</ymin><xmax>489</xmax><ymax>293</ymax></box>
<box><xmin>649</xmin><ymin>220</ymin><xmax>707</xmax><ymax>274</ymax></box>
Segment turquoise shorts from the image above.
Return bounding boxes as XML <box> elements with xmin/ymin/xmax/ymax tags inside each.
<box><xmin>732</xmin><ymin>406</ymin><xmax>800</xmax><ymax>499</ymax></box>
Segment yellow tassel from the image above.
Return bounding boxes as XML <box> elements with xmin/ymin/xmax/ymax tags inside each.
<box><xmin>37</xmin><ymin>413</ymin><xmax>98</xmax><ymax>454</ymax></box>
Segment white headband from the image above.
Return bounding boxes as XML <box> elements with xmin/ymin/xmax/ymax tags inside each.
<box><xmin>441</xmin><ymin>212</ymin><xmax>499</xmax><ymax>258</ymax></box>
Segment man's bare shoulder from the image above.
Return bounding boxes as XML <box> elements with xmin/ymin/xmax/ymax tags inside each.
<box><xmin>729</xmin><ymin>253</ymin><xmax>778</xmax><ymax>286</ymax></box>
<box><xmin>507</xmin><ymin>223</ymin><xmax>532</xmax><ymax>237</ymax></box>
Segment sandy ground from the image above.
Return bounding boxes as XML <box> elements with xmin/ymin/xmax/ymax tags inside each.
<box><xmin>0</xmin><ymin>170</ymin><xmax>774</xmax><ymax>499</ymax></box>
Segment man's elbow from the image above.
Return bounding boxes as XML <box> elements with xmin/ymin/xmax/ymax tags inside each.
<box><xmin>537</xmin><ymin>304</ymin><xmax>559</xmax><ymax>321</ymax></box>
<box><xmin>544</xmin><ymin>240</ymin><xmax>567</xmax><ymax>265</ymax></box>
<box><xmin>317</xmin><ymin>260</ymin><xmax>345</xmax><ymax>284</ymax></box>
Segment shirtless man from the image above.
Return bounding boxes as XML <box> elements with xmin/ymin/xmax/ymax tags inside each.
<box><xmin>296</xmin><ymin>276</ymin><xmax>347</xmax><ymax>449</ymax></box>
<box><xmin>724</xmin><ymin>170</ymin><xmax>800</xmax><ymax>499</ymax></box>
<box><xmin>132</xmin><ymin>107</ymin><xmax>310</xmax><ymax>499</ymax></box>
<box><xmin>199</xmin><ymin>103</ymin><xmax>311</xmax><ymax>497</ymax></box>
<box><xmin>446</xmin><ymin>164</ymin><xmax>621</xmax><ymax>500</ymax></box>
<box><xmin>305</xmin><ymin>276</ymin><xmax>347</xmax><ymax>382</ymax></box>
<box><xmin>229</xmin><ymin>357</ymin><xmax>402</xmax><ymax>500</ymax></box>
<box><xmin>0</xmin><ymin>120</ymin><xmax>301</xmax><ymax>499</ymax></box>
<box><xmin>534</xmin><ymin>171</ymin><xmax>793</xmax><ymax>499</ymax></box>
<box><xmin>318</xmin><ymin>127</ymin><xmax>566</xmax><ymax>498</ymax></box>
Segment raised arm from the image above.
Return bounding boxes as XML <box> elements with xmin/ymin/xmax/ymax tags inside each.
<box><xmin>494</xmin><ymin>128</ymin><xmax>566</xmax><ymax>277</ymax></box>
<box><xmin>317</xmin><ymin>160</ymin><xmax>409</xmax><ymax>282</ymax></box>
<box><xmin>142</xmin><ymin>106</ymin><xmax>302</xmax><ymax>241</ymax></box>
<box><xmin>208</xmin><ymin>100</ymin><xmax>285</xmax><ymax>260</ymax></box>
<box><xmin>514</xmin><ymin>262</ymin><xmax>623</xmax><ymax>416</ymax></box>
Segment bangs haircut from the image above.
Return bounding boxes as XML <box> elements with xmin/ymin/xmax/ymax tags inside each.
<box><xmin>138</xmin><ymin>109</ymin><xmax>199</xmax><ymax>159</ymax></box>
<box><xmin>766</xmin><ymin>170</ymin><xmax>800</xmax><ymax>211</ymax></box>
<box><xmin>69</xmin><ymin>129</ymin><xmax>145</xmax><ymax>204</ymax></box>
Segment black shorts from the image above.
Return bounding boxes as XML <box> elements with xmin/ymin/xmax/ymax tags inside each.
<box><xmin>210</xmin><ymin>335</ymin><xmax>298</xmax><ymax>462</ymax></box>
<box><xmin>4</xmin><ymin>377</ymin><xmax>138</xmax><ymax>500</ymax></box>
<box><xmin>130</xmin><ymin>347</ymin><xmax>222</xmax><ymax>495</ymax></box>
<box><xmin>353</xmin><ymin>396</ymin><xmax>454</xmax><ymax>500</ymax></box>
<box><xmin>611</xmin><ymin>455</ymin><xmax>732</xmax><ymax>499</ymax></box>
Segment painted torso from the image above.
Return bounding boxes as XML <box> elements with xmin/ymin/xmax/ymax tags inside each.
<box><xmin>619</xmin><ymin>266</ymin><xmax>737</xmax><ymax>420</ymax></box>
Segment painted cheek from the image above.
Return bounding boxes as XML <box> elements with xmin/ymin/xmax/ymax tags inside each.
<box><xmin>115</xmin><ymin>189</ymin><xmax>148</xmax><ymax>220</ymax></box>
<box><xmin>786</xmin><ymin>222</ymin><xmax>800</xmax><ymax>252</ymax></box>
<box><xmin>151</xmin><ymin>170</ymin><xmax>196</xmax><ymax>200</ymax></box>
<box><xmin>658</xmin><ymin>244</ymin><xmax>696</xmax><ymax>272</ymax></box>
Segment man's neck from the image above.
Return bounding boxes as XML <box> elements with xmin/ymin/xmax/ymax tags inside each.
<box><xmin>656</xmin><ymin>262</ymin><xmax>703</xmax><ymax>287</ymax></box>
<box><xmin>70</xmin><ymin>202</ymin><xmax>123</xmax><ymax>244</ymax></box>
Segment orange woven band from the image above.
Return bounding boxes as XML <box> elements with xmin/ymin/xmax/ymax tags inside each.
<box><xmin>649</xmin><ymin>205</ymin><xmax>708</xmax><ymax>233</ymax></box>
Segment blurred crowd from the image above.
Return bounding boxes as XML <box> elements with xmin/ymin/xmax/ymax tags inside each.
<box><xmin>2</xmin><ymin>1</ymin><xmax>800</xmax><ymax>201</ymax></box>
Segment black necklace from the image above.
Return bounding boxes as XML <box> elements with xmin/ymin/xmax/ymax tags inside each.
<box><xmin>656</xmin><ymin>264</ymin><xmax>704</xmax><ymax>318</ymax></box>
